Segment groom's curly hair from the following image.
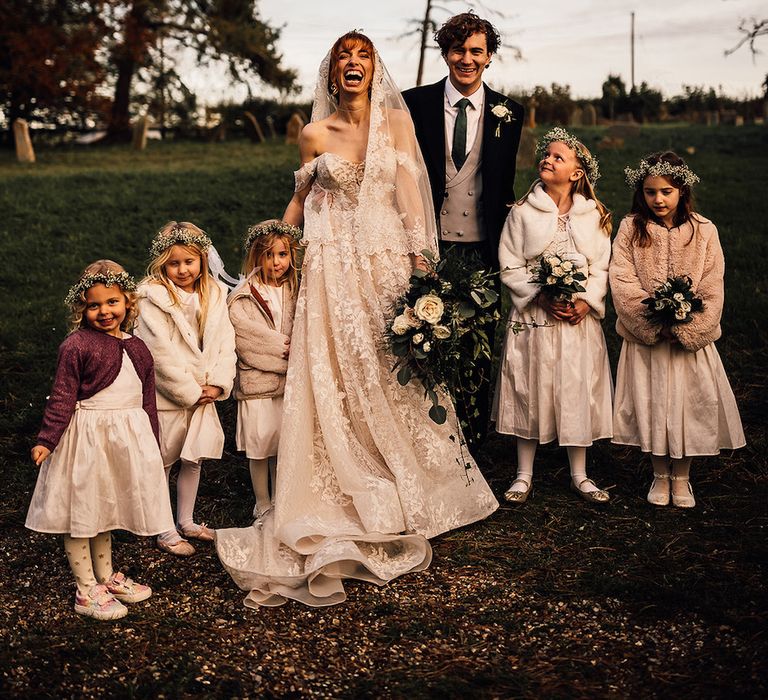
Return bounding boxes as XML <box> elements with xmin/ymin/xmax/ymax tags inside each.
<box><xmin>435</xmin><ymin>12</ymin><xmax>501</xmax><ymax>56</ymax></box>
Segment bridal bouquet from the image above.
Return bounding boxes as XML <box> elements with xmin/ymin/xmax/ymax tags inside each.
<box><xmin>387</xmin><ymin>249</ymin><xmax>500</xmax><ymax>425</ymax></box>
<box><xmin>641</xmin><ymin>275</ymin><xmax>703</xmax><ymax>324</ymax></box>
<box><xmin>529</xmin><ymin>253</ymin><xmax>586</xmax><ymax>302</ymax></box>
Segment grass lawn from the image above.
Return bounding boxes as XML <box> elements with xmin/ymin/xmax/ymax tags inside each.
<box><xmin>0</xmin><ymin>126</ymin><xmax>766</xmax><ymax>698</ymax></box>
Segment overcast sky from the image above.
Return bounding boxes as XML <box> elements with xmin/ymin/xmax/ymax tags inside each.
<box><xmin>183</xmin><ymin>0</ymin><xmax>767</xmax><ymax>103</ymax></box>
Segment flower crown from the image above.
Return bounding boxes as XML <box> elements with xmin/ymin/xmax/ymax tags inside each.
<box><xmin>65</xmin><ymin>271</ymin><xmax>137</xmax><ymax>306</ymax></box>
<box><xmin>624</xmin><ymin>159</ymin><xmax>700</xmax><ymax>189</ymax></box>
<box><xmin>149</xmin><ymin>225</ymin><xmax>212</xmax><ymax>259</ymax></box>
<box><xmin>535</xmin><ymin>127</ymin><xmax>601</xmax><ymax>184</ymax></box>
<box><xmin>244</xmin><ymin>221</ymin><xmax>303</xmax><ymax>251</ymax></box>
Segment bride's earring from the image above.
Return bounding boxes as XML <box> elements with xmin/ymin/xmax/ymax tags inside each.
<box><xmin>330</xmin><ymin>83</ymin><xmax>338</xmax><ymax>96</ymax></box>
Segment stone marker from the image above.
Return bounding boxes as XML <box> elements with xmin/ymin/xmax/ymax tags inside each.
<box><xmin>526</xmin><ymin>100</ymin><xmax>536</xmax><ymax>129</ymax></box>
<box><xmin>286</xmin><ymin>113</ymin><xmax>305</xmax><ymax>145</ymax></box>
<box><xmin>515</xmin><ymin>127</ymin><xmax>536</xmax><ymax>170</ymax></box>
<box><xmin>265</xmin><ymin>115</ymin><xmax>277</xmax><ymax>139</ymax></box>
<box><xmin>13</xmin><ymin>119</ymin><xmax>35</xmax><ymax>163</ymax></box>
<box><xmin>243</xmin><ymin>111</ymin><xmax>265</xmax><ymax>143</ymax></box>
<box><xmin>582</xmin><ymin>103</ymin><xmax>597</xmax><ymax>127</ymax></box>
<box><xmin>131</xmin><ymin>116</ymin><xmax>150</xmax><ymax>150</ymax></box>
<box><xmin>568</xmin><ymin>106</ymin><xmax>583</xmax><ymax>127</ymax></box>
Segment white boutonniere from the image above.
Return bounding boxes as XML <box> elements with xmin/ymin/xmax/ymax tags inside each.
<box><xmin>490</xmin><ymin>100</ymin><xmax>514</xmax><ymax>137</ymax></box>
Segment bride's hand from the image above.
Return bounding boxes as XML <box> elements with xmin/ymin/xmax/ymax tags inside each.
<box><xmin>412</xmin><ymin>254</ymin><xmax>428</xmax><ymax>273</ymax></box>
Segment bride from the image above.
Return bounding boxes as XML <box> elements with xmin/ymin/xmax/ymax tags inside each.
<box><xmin>216</xmin><ymin>32</ymin><xmax>498</xmax><ymax>607</ymax></box>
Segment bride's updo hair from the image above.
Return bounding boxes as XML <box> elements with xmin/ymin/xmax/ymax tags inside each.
<box><xmin>327</xmin><ymin>31</ymin><xmax>375</xmax><ymax>95</ymax></box>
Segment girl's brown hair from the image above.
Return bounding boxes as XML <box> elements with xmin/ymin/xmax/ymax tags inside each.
<box><xmin>630</xmin><ymin>151</ymin><xmax>698</xmax><ymax>247</ymax></box>
<box><xmin>144</xmin><ymin>221</ymin><xmax>213</xmax><ymax>336</ymax></box>
<box><xmin>68</xmin><ymin>260</ymin><xmax>138</xmax><ymax>333</ymax></box>
<box><xmin>517</xmin><ymin>140</ymin><xmax>612</xmax><ymax>235</ymax></box>
<box><xmin>243</xmin><ymin>221</ymin><xmax>301</xmax><ymax>298</ymax></box>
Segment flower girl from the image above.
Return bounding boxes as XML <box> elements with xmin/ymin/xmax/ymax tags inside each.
<box><xmin>610</xmin><ymin>152</ymin><xmax>745</xmax><ymax>507</ymax></box>
<box><xmin>27</xmin><ymin>260</ymin><xmax>174</xmax><ymax>620</ymax></box>
<box><xmin>228</xmin><ymin>220</ymin><xmax>301</xmax><ymax>522</ymax></box>
<box><xmin>135</xmin><ymin>222</ymin><xmax>236</xmax><ymax>554</ymax></box>
<box><xmin>494</xmin><ymin>128</ymin><xmax>613</xmax><ymax>504</ymax></box>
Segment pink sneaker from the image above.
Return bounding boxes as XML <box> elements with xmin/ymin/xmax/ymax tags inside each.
<box><xmin>74</xmin><ymin>584</ymin><xmax>128</xmax><ymax>620</ymax></box>
<box><xmin>104</xmin><ymin>572</ymin><xmax>152</xmax><ymax>604</ymax></box>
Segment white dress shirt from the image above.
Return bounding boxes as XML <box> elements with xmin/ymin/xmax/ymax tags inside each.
<box><xmin>443</xmin><ymin>80</ymin><xmax>485</xmax><ymax>158</ymax></box>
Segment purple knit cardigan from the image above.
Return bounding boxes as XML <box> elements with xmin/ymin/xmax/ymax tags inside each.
<box><xmin>36</xmin><ymin>327</ymin><xmax>160</xmax><ymax>451</ymax></box>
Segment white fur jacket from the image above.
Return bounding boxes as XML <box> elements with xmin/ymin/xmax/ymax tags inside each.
<box><xmin>498</xmin><ymin>183</ymin><xmax>611</xmax><ymax>317</ymax></box>
<box><xmin>134</xmin><ymin>280</ymin><xmax>236</xmax><ymax>410</ymax></box>
<box><xmin>227</xmin><ymin>279</ymin><xmax>296</xmax><ymax>400</ymax></box>
<box><xmin>609</xmin><ymin>215</ymin><xmax>724</xmax><ymax>352</ymax></box>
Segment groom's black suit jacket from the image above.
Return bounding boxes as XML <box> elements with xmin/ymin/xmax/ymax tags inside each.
<box><xmin>403</xmin><ymin>78</ymin><xmax>525</xmax><ymax>269</ymax></box>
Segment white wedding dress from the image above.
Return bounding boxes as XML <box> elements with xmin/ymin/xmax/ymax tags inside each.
<box><xmin>216</xmin><ymin>48</ymin><xmax>498</xmax><ymax>607</ymax></box>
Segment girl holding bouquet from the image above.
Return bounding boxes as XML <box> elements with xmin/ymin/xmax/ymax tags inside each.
<box><xmin>610</xmin><ymin>152</ymin><xmax>745</xmax><ymax>507</ymax></box>
<box><xmin>494</xmin><ymin>128</ymin><xmax>613</xmax><ymax>504</ymax></box>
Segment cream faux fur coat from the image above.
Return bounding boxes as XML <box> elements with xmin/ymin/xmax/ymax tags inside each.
<box><xmin>134</xmin><ymin>280</ymin><xmax>236</xmax><ymax>410</ymax></box>
<box><xmin>609</xmin><ymin>214</ymin><xmax>724</xmax><ymax>352</ymax></box>
<box><xmin>227</xmin><ymin>279</ymin><xmax>296</xmax><ymax>400</ymax></box>
<box><xmin>498</xmin><ymin>183</ymin><xmax>612</xmax><ymax>317</ymax></box>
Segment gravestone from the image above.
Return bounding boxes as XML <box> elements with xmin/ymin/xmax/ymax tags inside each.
<box><xmin>515</xmin><ymin>127</ymin><xmax>536</xmax><ymax>170</ymax></box>
<box><xmin>582</xmin><ymin>103</ymin><xmax>597</xmax><ymax>126</ymax></box>
<box><xmin>285</xmin><ymin>113</ymin><xmax>305</xmax><ymax>145</ymax></box>
<box><xmin>243</xmin><ymin>111</ymin><xmax>265</xmax><ymax>143</ymax></box>
<box><xmin>568</xmin><ymin>106</ymin><xmax>583</xmax><ymax>127</ymax></box>
<box><xmin>734</xmin><ymin>115</ymin><xmax>744</xmax><ymax>127</ymax></box>
<box><xmin>13</xmin><ymin>119</ymin><xmax>35</xmax><ymax>163</ymax></box>
<box><xmin>265</xmin><ymin>115</ymin><xmax>277</xmax><ymax>139</ymax></box>
<box><xmin>526</xmin><ymin>102</ymin><xmax>536</xmax><ymax>129</ymax></box>
<box><xmin>131</xmin><ymin>116</ymin><xmax>150</xmax><ymax>150</ymax></box>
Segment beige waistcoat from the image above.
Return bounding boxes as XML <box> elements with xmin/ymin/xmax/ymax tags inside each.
<box><xmin>439</xmin><ymin>113</ymin><xmax>485</xmax><ymax>243</ymax></box>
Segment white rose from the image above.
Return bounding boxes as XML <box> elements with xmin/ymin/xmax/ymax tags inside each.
<box><xmin>423</xmin><ymin>341</ymin><xmax>431</xmax><ymax>352</ymax></box>
<box><xmin>673</xmin><ymin>292</ymin><xmax>684</xmax><ymax>302</ymax></box>
<box><xmin>491</xmin><ymin>104</ymin><xmax>510</xmax><ymax>119</ymax></box>
<box><xmin>563</xmin><ymin>275</ymin><xmax>574</xmax><ymax>285</ymax></box>
<box><xmin>560</xmin><ymin>260</ymin><xmax>574</xmax><ymax>272</ymax></box>
<box><xmin>433</xmin><ymin>325</ymin><xmax>451</xmax><ymax>340</ymax></box>
<box><xmin>414</xmin><ymin>293</ymin><xmax>444</xmax><ymax>325</ymax></box>
<box><xmin>547</xmin><ymin>275</ymin><xmax>557</xmax><ymax>285</ymax></box>
<box><xmin>412</xmin><ymin>333</ymin><xmax>424</xmax><ymax>344</ymax></box>
<box><xmin>545</xmin><ymin>256</ymin><xmax>560</xmax><ymax>267</ymax></box>
<box><xmin>675</xmin><ymin>309</ymin><xmax>687</xmax><ymax>321</ymax></box>
<box><xmin>552</xmin><ymin>266</ymin><xmax>565</xmax><ymax>277</ymax></box>
<box><xmin>392</xmin><ymin>314</ymin><xmax>410</xmax><ymax>335</ymax></box>
<box><xmin>680</xmin><ymin>301</ymin><xmax>692</xmax><ymax>313</ymax></box>
<box><xmin>654</xmin><ymin>300</ymin><xmax>666</xmax><ymax>310</ymax></box>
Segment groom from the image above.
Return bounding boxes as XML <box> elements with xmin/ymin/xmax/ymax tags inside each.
<box><xmin>403</xmin><ymin>12</ymin><xmax>524</xmax><ymax>450</ymax></box>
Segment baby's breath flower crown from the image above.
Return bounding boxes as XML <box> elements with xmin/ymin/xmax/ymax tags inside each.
<box><xmin>148</xmin><ymin>225</ymin><xmax>212</xmax><ymax>259</ymax></box>
<box><xmin>65</xmin><ymin>271</ymin><xmax>137</xmax><ymax>306</ymax></box>
<box><xmin>624</xmin><ymin>159</ymin><xmax>700</xmax><ymax>189</ymax></box>
<box><xmin>244</xmin><ymin>221</ymin><xmax>303</xmax><ymax>251</ymax></box>
<box><xmin>535</xmin><ymin>127</ymin><xmax>601</xmax><ymax>184</ymax></box>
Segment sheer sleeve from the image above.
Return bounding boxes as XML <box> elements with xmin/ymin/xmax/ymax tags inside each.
<box><xmin>294</xmin><ymin>160</ymin><xmax>317</xmax><ymax>193</ymax></box>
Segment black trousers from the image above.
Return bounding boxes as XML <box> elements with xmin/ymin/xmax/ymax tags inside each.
<box><xmin>438</xmin><ymin>240</ymin><xmax>499</xmax><ymax>451</ymax></box>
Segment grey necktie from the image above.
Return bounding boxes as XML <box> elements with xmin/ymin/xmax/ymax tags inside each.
<box><xmin>451</xmin><ymin>98</ymin><xmax>471</xmax><ymax>172</ymax></box>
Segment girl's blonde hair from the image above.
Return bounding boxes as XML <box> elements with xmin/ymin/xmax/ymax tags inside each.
<box><xmin>243</xmin><ymin>219</ymin><xmax>301</xmax><ymax>298</ymax></box>
<box><xmin>68</xmin><ymin>259</ymin><xmax>138</xmax><ymax>333</ymax></box>
<box><xmin>517</xmin><ymin>140</ymin><xmax>612</xmax><ymax>236</ymax></box>
<box><xmin>144</xmin><ymin>221</ymin><xmax>212</xmax><ymax>334</ymax></box>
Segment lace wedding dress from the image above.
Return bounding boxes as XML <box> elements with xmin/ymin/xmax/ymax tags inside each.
<box><xmin>216</xmin><ymin>47</ymin><xmax>498</xmax><ymax>607</ymax></box>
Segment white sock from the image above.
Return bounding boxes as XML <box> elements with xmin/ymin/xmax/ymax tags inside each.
<box><xmin>249</xmin><ymin>458</ymin><xmax>271</xmax><ymax>515</ymax></box>
<box><xmin>568</xmin><ymin>446</ymin><xmax>600</xmax><ymax>493</ymax></box>
<box><xmin>509</xmin><ymin>438</ymin><xmax>536</xmax><ymax>493</ymax></box>
<box><xmin>176</xmin><ymin>459</ymin><xmax>202</xmax><ymax>529</ymax></box>
<box><xmin>90</xmin><ymin>532</ymin><xmax>114</xmax><ymax>583</ymax></box>
<box><xmin>671</xmin><ymin>457</ymin><xmax>693</xmax><ymax>497</ymax></box>
<box><xmin>64</xmin><ymin>535</ymin><xmax>98</xmax><ymax>595</ymax></box>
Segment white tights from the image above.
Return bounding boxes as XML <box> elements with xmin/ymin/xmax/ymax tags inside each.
<box><xmin>63</xmin><ymin>532</ymin><xmax>113</xmax><ymax>595</ymax></box>
<box><xmin>158</xmin><ymin>459</ymin><xmax>202</xmax><ymax>543</ymax></box>
<box><xmin>508</xmin><ymin>438</ymin><xmax>601</xmax><ymax>494</ymax></box>
<box><xmin>249</xmin><ymin>456</ymin><xmax>276</xmax><ymax>516</ymax></box>
<box><xmin>650</xmin><ymin>454</ymin><xmax>693</xmax><ymax>498</ymax></box>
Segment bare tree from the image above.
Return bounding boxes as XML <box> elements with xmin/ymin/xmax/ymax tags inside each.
<box><xmin>725</xmin><ymin>17</ymin><xmax>767</xmax><ymax>57</ymax></box>
<box><xmin>401</xmin><ymin>0</ymin><xmax>521</xmax><ymax>86</ymax></box>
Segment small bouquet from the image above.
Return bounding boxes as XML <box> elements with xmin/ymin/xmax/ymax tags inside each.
<box><xmin>641</xmin><ymin>275</ymin><xmax>703</xmax><ymax>324</ymax></box>
<box><xmin>529</xmin><ymin>253</ymin><xmax>586</xmax><ymax>302</ymax></box>
<box><xmin>387</xmin><ymin>249</ymin><xmax>500</xmax><ymax>426</ymax></box>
